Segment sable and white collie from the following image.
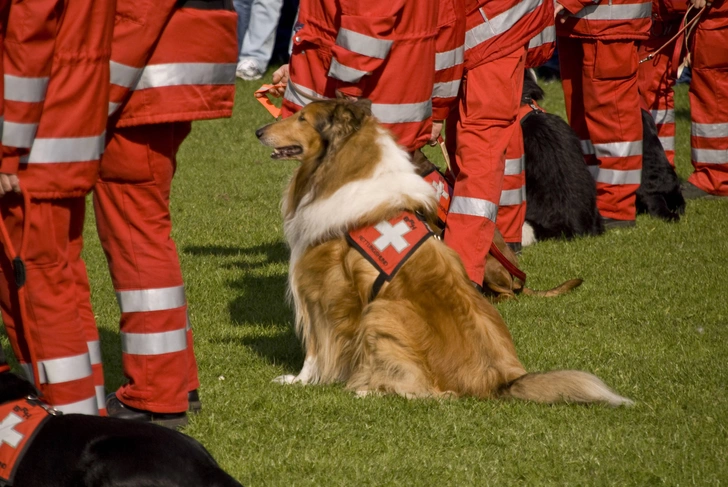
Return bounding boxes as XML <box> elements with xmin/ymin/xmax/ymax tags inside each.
<box><xmin>255</xmin><ymin>98</ymin><xmax>632</xmax><ymax>405</ymax></box>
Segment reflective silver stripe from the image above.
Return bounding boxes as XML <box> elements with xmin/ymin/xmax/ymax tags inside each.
<box><xmin>692</xmin><ymin>148</ymin><xmax>728</xmax><ymax>164</ymax></box>
<box><xmin>504</xmin><ymin>156</ymin><xmax>524</xmax><ymax>175</ymax></box>
<box><xmin>121</xmin><ymin>327</ymin><xmax>188</xmax><ymax>356</ymax></box>
<box><xmin>1</xmin><ymin>121</ymin><xmax>38</xmax><ymax>148</ymax></box>
<box><xmin>95</xmin><ymin>386</ymin><xmax>106</xmax><ymax>411</ymax></box>
<box><xmin>108</xmin><ymin>102</ymin><xmax>121</xmax><ymax>116</ymax></box>
<box><xmin>581</xmin><ymin>139</ymin><xmax>595</xmax><ymax>155</ymax></box>
<box><xmin>651</xmin><ymin>108</ymin><xmax>674</xmax><ymax>125</ymax></box>
<box><xmin>466</xmin><ymin>0</ymin><xmax>543</xmax><ymax>50</ymax></box>
<box><xmin>284</xmin><ymin>80</ymin><xmax>328</xmax><ymax>107</ymax></box>
<box><xmin>371</xmin><ymin>100</ymin><xmax>432</xmax><ymax>124</ymax></box>
<box><xmin>436</xmin><ymin>46</ymin><xmax>464</xmax><ymax>71</ymax></box>
<box><xmin>570</xmin><ymin>2</ymin><xmax>651</xmax><ymax>20</ymax></box>
<box><xmin>659</xmin><ymin>136</ymin><xmax>675</xmax><ymax>151</ymax></box>
<box><xmin>4</xmin><ymin>74</ymin><xmax>49</xmax><ymax>102</ymax></box>
<box><xmin>55</xmin><ymin>396</ymin><xmax>99</xmax><ymax>415</ymax></box>
<box><xmin>0</xmin><ymin>116</ymin><xmax>3</xmax><ymax>140</ymax></box>
<box><xmin>588</xmin><ymin>166</ymin><xmax>642</xmax><ymax>185</ymax></box>
<box><xmin>593</xmin><ymin>141</ymin><xmax>643</xmax><ymax>158</ymax></box>
<box><xmin>500</xmin><ymin>187</ymin><xmax>525</xmax><ymax>206</ymax></box>
<box><xmin>450</xmin><ymin>196</ymin><xmax>498</xmax><ymax>221</ymax></box>
<box><xmin>336</xmin><ymin>28</ymin><xmax>392</xmax><ymax>59</ymax></box>
<box><xmin>432</xmin><ymin>80</ymin><xmax>461</xmax><ymax>99</ymax></box>
<box><xmin>25</xmin><ymin>132</ymin><xmax>106</xmax><ymax>164</ymax></box>
<box><xmin>528</xmin><ymin>25</ymin><xmax>555</xmax><ymax>49</ymax></box>
<box><xmin>116</xmin><ymin>285</ymin><xmax>186</xmax><ymax>313</ymax></box>
<box><xmin>39</xmin><ymin>353</ymin><xmax>93</xmax><ymax>384</ymax></box>
<box><xmin>328</xmin><ymin>58</ymin><xmax>368</xmax><ymax>83</ymax></box>
<box><xmin>692</xmin><ymin>122</ymin><xmax>728</xmax><ymax>138</ymax></box>
<box><xmin>110</xmin><ymin>61</ymin><xmax>143</xmax><ymax>88</ymax></box>
<box><xmin>137</xmin><ymin>62</ymin><xmax>236</xmax><ymax>90</ymax></box>
<box><xmin>88</xmin><ymin>340</ymin><xmax>102</xmax><ymax>365</ymax></box>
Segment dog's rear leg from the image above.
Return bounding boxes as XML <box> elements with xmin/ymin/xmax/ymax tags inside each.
<box><xmin>347</xmin><ymin>302</ymin><xmax>440</xmax><ymax>399</ymax></box>
<box><xmin>273</xmin><ymin>354</ymin><xmax>319</xmax><ymax>385</ymax></box>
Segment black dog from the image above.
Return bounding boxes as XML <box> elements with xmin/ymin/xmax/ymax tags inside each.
<box><xmin>0</xmin><ymin>371</ymin><xmax>243</xmax><ymax>487</ymax></box>
<box><xmin>636</xmin><ymin>108</ymin><xmax>686</xmax><ymax>220</ymax></box>
<box><xmin>520</xmin><ymin>73</ymin><xmax>604</xmax><ymax>243</ymax></box>
<box><xmin>520</xmin><ymin>72</ymin><xmax>686</xmax><ymax>244</ymax></box>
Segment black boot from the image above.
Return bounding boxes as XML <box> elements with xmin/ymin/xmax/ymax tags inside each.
<box><xmin>106</xmin><ymin>394</ymin><xmax>188</xmax><ymax>429</ymax></box>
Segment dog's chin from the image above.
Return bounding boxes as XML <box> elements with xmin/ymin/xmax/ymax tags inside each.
<box><xmin>271</xmin><ymin>145</ymin><xmax>303</xmax><ymax>160</ymax></box>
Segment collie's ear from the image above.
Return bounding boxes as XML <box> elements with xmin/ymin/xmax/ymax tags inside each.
<box><xmin>317</xmin><ymin>100</ymin><xmax>371</xmax><ymax>145</ymax></box>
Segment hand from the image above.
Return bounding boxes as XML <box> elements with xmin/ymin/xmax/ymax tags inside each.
<box><xmin>0</xmin><ymin>173</ymin><xmax>21</xmax><ymax>197</ymax></box>
<box><xmin>428</xmin><ymin>121</ymin><xmax>444</xmax><ymax>146</ymax></box>
<box><xmin>269</xmin><ymin>64</ymin><xmax>289</xmax><ymax>97</ymax></box>
<box><xmin>554</xmin><ymin>1</ymin><xmax>567</xmax><ymax>22</ymax></box>
<box><xmin>689</xmin><ymin>0</ymin><xmax>711</xmax><ymax>8</ymax></box>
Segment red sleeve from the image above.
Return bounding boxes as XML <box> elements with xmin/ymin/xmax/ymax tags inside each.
<box><xmin>432</xmin><ymin>0</ymin><xmax>465</xmax><ymax>121</ymax></box>
<box><xmin>558</xmin><ymin>0</ymin><xmax>599</xmax><ymax>15</ymax></box>
<box><xmin>329</xmin><ymin>0</ymin><xmax>406</xmax><ymax>97</ymax></box>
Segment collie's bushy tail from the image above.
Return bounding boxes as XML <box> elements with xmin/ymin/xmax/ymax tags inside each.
<box><xmin>499</xmin><ymin>370</ymin><xmax>634</xmax><ymax>407</ymax></box>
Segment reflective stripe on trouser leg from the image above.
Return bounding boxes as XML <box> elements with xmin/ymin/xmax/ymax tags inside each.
<box><xmin>0</xmin><ymin>198</ymin><xmax>99</xmax><ymax>415</ymax></box>
<box><xmin>688</xmin><ymin>27</ymin><xmax>728</xmax><ymax>196</ymax></box>
<box><xmin>68</xmin><ymin>197</ymin><xmax>106</xmax><ymax>414</ymax></box>
<box><xmin>443</xmin><ymin>48</ymin><xmax>526</xmax><ymax>284</ymax></box>
<box><xmin>637</xmin><ymin>30</ymin><xmax>677</xmax><ymax>167</ymax></box>
<box><xmin>497</xmin><ymin>124</ymin><xmax>526</xmax><ymax>243</ymax></box>
<box><xmin>94</xmin><ymin>123</ymin><xmax>194</xmax><ymax>413</ymax></box>
<box><xmin>581</xmin><ymin>39</ymin><xmax>642</xmax><ymax>220</ymax></box>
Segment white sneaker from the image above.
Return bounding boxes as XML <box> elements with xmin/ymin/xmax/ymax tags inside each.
<box><xmin>236</xmin><ymin>59</ymin><xmax>263</xmax><ymax>80</ymax></box>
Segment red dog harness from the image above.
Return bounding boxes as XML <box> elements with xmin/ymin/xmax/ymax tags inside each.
<box><xmin>347</xmin><ymin>212</ymin><xmax>434</xmax><ymax>300</ymax></box>
<box><xmin>0</xmin><ymin>397</ymin><xmax>53</xmax><ymax>486</ymax></box>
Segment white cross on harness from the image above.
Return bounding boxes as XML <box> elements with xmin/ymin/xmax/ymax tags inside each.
<box><xmin>431</xmin><ymin>180</ymin><xmax>449</xmax><ymax>201</ymax></box>
<box><xmin>373</xmin><ymin>220</ymin><xmax>412</xmax><ymax>253</ymax></box>
<box><xmin>0</xmin><ymin>412</ymin><xmax>24</xmax><ymax>448</ymax></box>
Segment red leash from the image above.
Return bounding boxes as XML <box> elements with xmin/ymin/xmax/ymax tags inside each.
<box><xmin>488</xmin><ymin>242</ymin><xmax>527</xmax><ymax>284</ymax></box>
<box><xmin>0</xmin><ymin>191</ymin><xmax>43</xmax><ymax>390</ymax></box>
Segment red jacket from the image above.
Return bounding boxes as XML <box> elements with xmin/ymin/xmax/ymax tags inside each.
<box><xmin>1</xmin><ymin>0</ymin><xmax>114</xmax><ymax>198</ymax></box>
<box><xmin>282</xmin><ymin>0</ymin><xmax>438</xmax><ymax>152</ymax></box>
<box><xmin>109</xmin><ymin>0</ymin><xmax>237</xmax><ymax>127</ymax></box>
<box><xmin>464</xmin><ymin>0</ymin><xmax>547</xmax><ymax>69</ymax></box>
<box><xmin>433</xmin><ymin>0</ymin><xmax>466</xmax><ymax>121</ymax></box>
<box><xmin>556</xmin><ymin>0</ymin><xmax>652</xmax><ymax>39</ymax></box>
<box><xmin>525</xmin><ymin>0</ymin><xmax>556</xmax><ymax>68</ymax></box>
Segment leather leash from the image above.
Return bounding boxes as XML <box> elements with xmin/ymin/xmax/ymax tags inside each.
<box><xmin>639</xmin><ymin>5</ymin><xmax>706</xmax><ymax>67</ymax></box>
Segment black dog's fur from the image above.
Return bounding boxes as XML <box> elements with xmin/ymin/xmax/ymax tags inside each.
<box><xmin>636</xmin><ymin>108</ymin><xmax>686</xmax><ymax>220</ymax></box>
<box><xmin>0</xmin><ymin>372</ymin><xmax>243</xmax><ymax>487</ymax></box>
<box><xmin>521</xmin><ymin>74</ymin><xmax>604</xmax><ymax>240</ymax></box>
<box><xmin>520</xmin><ymin>71</ymin><xmax>686</xmax><ymax>242</ymax></box>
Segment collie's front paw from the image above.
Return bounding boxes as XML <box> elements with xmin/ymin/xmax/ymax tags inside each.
<box><xmin>272</xmin><ymin>374</ymin><xmax>297</xmax><ymax>384</ymax></box>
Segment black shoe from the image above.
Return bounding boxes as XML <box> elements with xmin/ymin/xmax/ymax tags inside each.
<box><xmin>601</xmin><ymin>217</ymin><xmax>636</xmax><ymax>230</ymax></box>
<box><xmin>506</xmin><ymin>242</ymin><xmax>522</xmax><ymax>256</ymax></box>
<box><xmin>680</xmin><ymin>180</ymin><xmax>724</xmax><ymax>200</ymax></box>
<box><xmin>106</xmin><ymin>394</ymin><xmax>188</xmax><ymax>429</ymax></box>
<box><xmin>188</xmin><ymin>389</ymin><xmax>202</xmax><ymax>414</ymax></box>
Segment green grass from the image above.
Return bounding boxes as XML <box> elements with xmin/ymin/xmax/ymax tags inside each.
<box><xmin>15</xmin><ymin>74</ymin><xmax>728</xmax><ymax>485</ymax></box>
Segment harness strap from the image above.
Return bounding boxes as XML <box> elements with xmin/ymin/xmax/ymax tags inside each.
<box><xmin>254</xmin><ymin>84</ymin><xmax>285</xmax><ymax>119</ymax></box>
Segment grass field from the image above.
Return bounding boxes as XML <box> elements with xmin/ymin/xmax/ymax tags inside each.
<box><xmin>18</xmin><ymin>73</ymin><xmax>728</xmax><ymax>485</ymax></box>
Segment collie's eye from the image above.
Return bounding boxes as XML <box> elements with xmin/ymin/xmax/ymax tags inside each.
<box><xmin>299</xmin><ymin>115</ymin><xmax>305</xmax><ymax>122</ymax></box>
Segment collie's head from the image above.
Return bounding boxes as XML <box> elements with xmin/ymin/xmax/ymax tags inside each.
<box><xmin>256</xmin><ymin>98</ymin><xmax>374</xmax><ymax>163</ymax></box>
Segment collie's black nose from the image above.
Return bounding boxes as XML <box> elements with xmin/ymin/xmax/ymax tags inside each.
<box><xmin>255</xmin><ymin>127</ymin><xmax>265</xmax><ymax>139</ymax></box>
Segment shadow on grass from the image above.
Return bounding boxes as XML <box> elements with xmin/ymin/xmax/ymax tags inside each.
<box><xmin>183</xmin><ymin>242</ymin><xmax>289</xmax><ymax>266</ymax></box>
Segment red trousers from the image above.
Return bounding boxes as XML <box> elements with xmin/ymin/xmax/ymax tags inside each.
<box><xmin>688</xmin><ymin>26</ymin><xmax>728</xmax><ymax>196</ymax></box>
<box><xmin>0</xmin><ymin>197</ymin><xmax>103</xmax><ymax>415</ymax></box>
<box><xmin>559</xmin><ymin>38</ymin><xmax>643</xmax><ymax>221</ymax></box>
<box><xmin>444</xmin><ymin>47</ymin><xmax>526</xmax><ymax>284</ymax></box>
<box><xmin>498</xmin><ymin>122</ymin><xmax>526</xmax><ymax>244</ymax></box>
<box><xmin>93</xmin><ymin>122</ymin><xmax>199</xmax><ymax>414</ymax></box>
<box><xmin>638</xmin><ymin>21</ymin><xmax>681</xmax><ymax>166</ymax></box>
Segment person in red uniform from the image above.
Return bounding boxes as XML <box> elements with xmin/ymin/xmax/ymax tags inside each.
<box><xmin>0</xmin><ymin>0</ymin><xmax>114</xmax><ymax>415</ymax></box>
<box><xmin>556</xmin><ymin>0</ymin><xmax>652</xmax><ymax>226</ymax></box>
<box><xmin>441</xmin><ymin>0</ymin><xmax>547</xmax><ymax>286</ymax></box>
<box><xmin>682</xmin><ymin>0</ymin><xmax>728</xmax><ymax>198</ymax></box>
<box><xmin>97</xmin><ymin>0</ymin><xmax>237</xmax><ymax>428</ymax></box>
<box><xmin>272</xmin><ymin>0</ymin><xmax>438</xmax><ymax>154</ymax></box>
<box><xmin>637</xmin><ymin>0</ymin><xmax>688</xmax><ymax>167</ymax></box>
